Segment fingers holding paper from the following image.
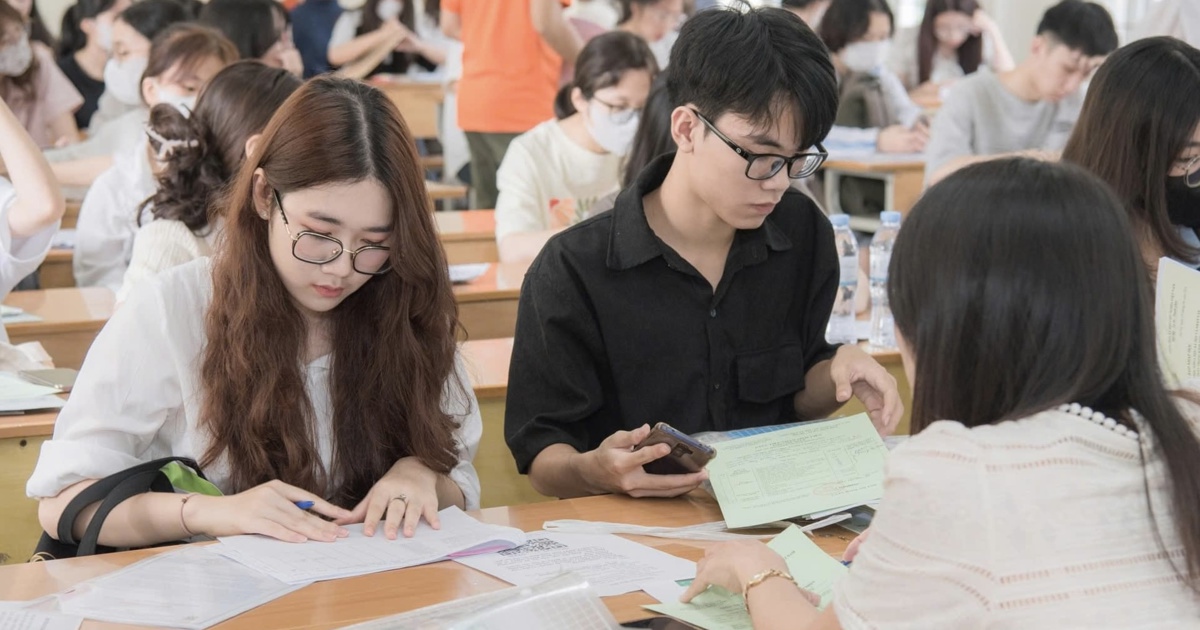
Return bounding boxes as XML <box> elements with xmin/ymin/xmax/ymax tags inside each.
<box><xmin>829</xmin><ymin>345</ymin><xmax>903</xmax><ymax>435</ymax></box>
<box><xmin>344</xmin><ymin>456</ymin><xmax>442</xmax><ymax>539</ymax></box>
<box><xmin>584</xmin><ymin>425</ymin><xmax>709</xmax><ymax>498</ymax></box>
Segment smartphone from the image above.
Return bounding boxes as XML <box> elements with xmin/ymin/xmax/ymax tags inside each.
<box><xmin>635</xmin><ymin>422</ymin><xmax>716</xmax><ymax>475</ymax></box>
<box><xmin>19</xmin><ymin>368</ymin><xmax>78</xmax><ymax>393</ymax></box>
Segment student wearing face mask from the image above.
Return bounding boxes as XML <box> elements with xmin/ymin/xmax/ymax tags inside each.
<box><xmin>1064</xmin><ymin>37</ymin><xmax>1200</xmax><ymax>275</ymax></box>
<box><xmin>0</xmin><ymin>1</ymin><xmax>83</xmax><ymax>149</ymax></box>
<box><xmin>327</xmin><ymin>0</ymin><xmax>447</xmax><ymax>79</ymax></box>
<box><xmin>819</xmin><ymin>0</ymin><xmax>927</xmax><ymax>155</ymax></box>
<box><xmin>57</xmin><ymin>0</ymin><xmax>133</xmax><ymax>130</ymax></box>
<box><xmin>4</xmin><ymin>0</ymin><xmax>55</xmax><ymax>50</ymax></box>
<box><xmin>44</xmin><ymin>0</ymin><xmax>190</xmax><ymax>186</ymax></box>
<box><xmin>889</xmin><ymin>0</ymin><xmax>1013</xmax><ymax>104</ymax></box>
<box><xmin>74</xmin><ymin>24</ymin><xmax>237</xmax><ymax>292</ymax></box>
<box><xmin>925</xmin><ymin>0</ymin><xmax>1117</xmax><ymax>184</ymax></box>
<box><xmin>494</xmin><ymin>31</ymin><xmax>657</xmax><ymax>264</ymax></box>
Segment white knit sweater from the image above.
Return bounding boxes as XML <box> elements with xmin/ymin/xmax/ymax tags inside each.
<box><xmin>834</xmin><ymin>407</ymin><xmax>1200</xmax><ymax>629</ymax></box>
<box><xmin>117</xmin><ymin>219</ymin><xmax>216</xmax><ymax>303</ymax></box>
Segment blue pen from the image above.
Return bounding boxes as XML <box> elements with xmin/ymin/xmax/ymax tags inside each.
<box><xmin>841</xmin><ymin>560</ymin><xmax>852</xmax><ymax>567</ymax></box>
<box><xmin>295</xmin><ymin>500</ymin><xmax>315</xmax><ymax>510</ymax></box>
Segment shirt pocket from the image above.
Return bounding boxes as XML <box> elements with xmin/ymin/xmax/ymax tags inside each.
<box><xmin>735</xmin><ymin>343</ymin><xmax>808</xmax><ymax>404</ymax></box>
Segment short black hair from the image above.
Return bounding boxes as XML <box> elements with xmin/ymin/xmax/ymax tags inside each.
<box><xmin>782</xmin><ymin>0</ymin><xmax>824</xmax><ymax>7</ymax></box>
<box><xmin>1036</xmin><ymin>0</ymin><xmax>1118</xmax><ymax>57</ymax></box>
<box><xmin>818</xmin><ymin>0</ymin><xmax>894</xmax><ymax>53</ymax></box>
<box><xmin>668</xmin><ymin>6</ymin><xmax>837</xmax><ymax>150</ymax></box>
<box><xmin>118</xmin><ymin>0</ymin><xmax>190</xmax><ymax>42</ymax></box>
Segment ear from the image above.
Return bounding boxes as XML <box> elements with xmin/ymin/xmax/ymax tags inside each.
<box><xmin>79</xmin><ymin>16</ymin><xmax>96</xmax><ymax>37</ymax></box>
<box><xmin>244</xmin><ymin>133</ymin><xmax>263</xmax><ymax>161</ymax></box>
<box><xmin>141</xmin><ymin>76</ymin><xmax>156</xmax><ymax>107</ymax></box>
<box><xmin>670</xmin><ymin>105</ymin><xmax>701</xmax><ymax>154</ymax></box>
<box><xmin>1030</xmin><ymin>34</ymin><xmax>1047</xmax><ymax>58</ymax></box>
<box><xmin>251</xmin><ymin>168</ymin><xmax>273</xmax><ymax>220</ymax></box>
<box><xmin>570</xmin><ymin>86</ymin><xmax>588</xmax><ymax>117</ymax></box>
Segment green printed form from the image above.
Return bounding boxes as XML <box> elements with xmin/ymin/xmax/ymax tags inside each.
<box><xmin>706</xmin><ymin>414</ymin><xmax>887</xmax><ymax>528</ymax></box>
<box><xmin>643</xmin><ymin>526</ymin><xmax>848</xmax><ymax>630</ymax></box>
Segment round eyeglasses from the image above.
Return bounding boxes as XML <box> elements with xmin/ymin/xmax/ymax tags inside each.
<box><xmin>691</xmin><ymin>109</ymin><xmax>827</xmax><ymax>180</ymax></box>
<box><xmin>273</xmin><ymin>189</ymin><xmax>392</xmax><ymax>275</ymax></box>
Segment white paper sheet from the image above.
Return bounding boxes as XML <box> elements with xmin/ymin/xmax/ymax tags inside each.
<box><xmin>449</xmin><ymin>263</ymin><xmax>490</xmax><ymax>284</ymax></box>
<box><xmin>215</xmin><ymin>506</ymin><xmax>526</xmax><ymax>585</ymax></box>
<box><xmin>453</xmin><ymin>532</ymin><xmax>696</xmax><ymax>597</ymax></box>
<box><xmin>640</xmin><ymin>579</ymin><xmax>691</xmax><ymax>604</ymax></box>
<box><xmin>0</xmin><ymin>373</ymin><xmax>61</xmax><ymax>399</ymax></box>
<box><xmin>54</xmin><ymin>547</ymin><xmax>302</xmax><ymax>630</ymax></box>
<box><xmin>0</xmin><ymin>610</ymin><xmax>82</xmax><ymax>630</ymax></box>
<box><xmin>1156</xmin><ymin>257</ymin><xmax>1200</xmax><ymax>386</ymax></box>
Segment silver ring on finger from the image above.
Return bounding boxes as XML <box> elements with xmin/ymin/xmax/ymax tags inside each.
<box><xmin>390</xmin><ymin>494</ymin><xmax>408</xmax><ymax>504</ymax></box>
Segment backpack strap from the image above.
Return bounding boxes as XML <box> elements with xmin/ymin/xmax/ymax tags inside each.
<box><xmin>56</xmin><ymin>457</ymin><xmax>203</xmax><ymax>547</ymax></box>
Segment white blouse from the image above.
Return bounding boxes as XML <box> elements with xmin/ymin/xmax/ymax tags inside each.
<box><xmin>833</xmin><ymin>407</ymin><xmax>1200</xmax><ymax>628</ymax></box>
<box><xmin>73</xmin><ymin>140</ymin><xmax>156</xmax><ymax>292</ymax></box>
<box><xmin>0</xmin><ymin>179</ymin><xmax>58</xmax><ymax>343</ymax></box>
<box><xmin>27</xmin><ymin>258</ymin><xmax>483</xmax><ymax>509</ymax></box>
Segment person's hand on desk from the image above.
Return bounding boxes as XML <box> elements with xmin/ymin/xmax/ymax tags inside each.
<box><xmin>185</xmin><ymin>480</ymin><xmax>351</xmax><ymax>543</ymax></box>
<box><xmin>830</xmin><ymin>345</ymin><xmax>903</xmax><ymax>435</ymax></box>
<box><xmin>683</xmin><ymin>540</ymin><xmax>821</xmax><ymax>611</ymax></box>
<box><xmin>340</xmin><ymin>455</ymin><xmax>444</xmax><ymax>539</ymax></box>
<box><xmin>876</xmin><ymin>125</ymin><xmax>926</xmax><ymax>153</ymax></box>
<box><xmin>578</xmin><ymin>424</ymin><xmax>709</xmax><ymax>498</ymax></box>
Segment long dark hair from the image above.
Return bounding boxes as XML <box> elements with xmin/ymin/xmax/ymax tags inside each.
<box><xmin>118</xmin><ymin>0</ymin><xmax>190</xmax><ymax>42</ymax></box>
<box><xmin>141</xmin><ymin>61</ymin><xmax>301</xmax><ymax>233</ymax></box>
<box><xmin>622</xmin><ymin>71</ymin><xmax>674</xmax><ymax>186</ymax></box>
<box><xmin>818</xmin><ymin>0</ymin><xmax>894</xmax><ymax>53</ymax></box>
<box><xmin>58</xmin><ymin>0</ymin><xmax>121</xmax><ymax>57</ymax></box>
<box><xmin>0</xmin><ymin>1</ymin><xmax>39</xmax><ymax>103</ymax></box>
<box><xmin>890</xmin><ymin>157</ymin><xmax>1200</xmax><ymax>591</ymax></box>
<box><xmin>554</xmin><ymin>30</ymin><xmax>657</xmax><ymax>119</ymax></box>
<box><xmin>27</xmin><ymin>0</ymin><xmax>55</xmax><ymax>49</ymax></box>
<box><xmin>201</xmin><ymin>76</ymin><xmax>465</xmax><ymax>506</ymax></box>
<box><xmin>198</xmin><ymin>0</ymin><xmax>286</xmax><ymax>60</ymax></box>
<box><xmin>916</xmin><ymin>0</ymin><xmax>981</xmax><ymax>84</ymax></box>
<box><xmin>1063</xmin><ymin>37</ymin><xmax>1200</xmax><ymax>266</ymax></box>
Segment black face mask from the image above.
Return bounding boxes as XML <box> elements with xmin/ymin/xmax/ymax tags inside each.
<box><xmin>1165</xmin><ymin>175</ymin><xmax>1200</xmax><ymax>229</ymax></box>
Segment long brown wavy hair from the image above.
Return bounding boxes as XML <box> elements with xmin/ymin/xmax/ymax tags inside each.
<box><xmin>199</xmin><ymin>76</ymin><xmax>465</xmax><ymax>507</ymax></box>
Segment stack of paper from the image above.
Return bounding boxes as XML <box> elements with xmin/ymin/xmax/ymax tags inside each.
<box><xmin>644</xmin><ymin>526</ymin><xmax>848</xmax><ymax>630</ymax></box>
<box><xmin>0</xmin><ymin>372</ymin><xmax>65</xmax><ymax>413</ymax></box>
<box><xmin>214</xmin><ymin>506</ymin><xmax>526</xmax><ymax>584</ymax></box>
<box><xmin>453</xmin><ymin>532</ymin><xmax>696</xmax><ymax>597</ymax></box>
<box><xmin>706</xmin><ymin>413</ymin><xmax>888</xmax><ymax>528</ymax></box>
<box><xmin>340</xmin><ymin>573</ymin><xmax>620</xmax><ymax>630</ymax></box>
<box><xmin>54</xmin><ymin>547</ymin><xmax>302</xmax><ymax>630</ymax></box>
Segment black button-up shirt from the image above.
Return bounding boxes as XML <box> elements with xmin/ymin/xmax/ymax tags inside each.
<box><xmin>505</xmin><ymin>154</ymin><xmax>839</xmax><ymax>473</ymax></box>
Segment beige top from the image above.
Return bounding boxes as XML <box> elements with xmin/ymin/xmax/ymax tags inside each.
<box><xmin>117</xmin><ymin>218</ymin><xmax>219</xmax><ymax>303</ymax></box>
<box><xmin>834</xmin><ymin>406</ymin><xmax>1200</xmax><ymax>628</ymax></box>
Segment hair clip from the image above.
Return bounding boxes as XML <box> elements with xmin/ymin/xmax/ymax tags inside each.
<box><xmin>144</xmin><ymin>125</ymin><xmax>199</xmax><ymax>161</ymax></box>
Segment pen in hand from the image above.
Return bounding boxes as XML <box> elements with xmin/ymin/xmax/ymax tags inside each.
<box><xmin>295</xmin><ymin>500</ymin><xmax>315</xmax><ymax>510</ymax></box>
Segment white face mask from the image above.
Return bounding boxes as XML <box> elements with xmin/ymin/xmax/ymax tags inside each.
<box><xmin>840</xmin><ymin>40</ymin><xmax>891</xmax><ymax>75</ymax></box>
<box><xmin>103</xmin><ymin>56</ymin><xmax>148</xmax><ymax>105</ymax></box>
<box><xmin>154</xmin><ymin>85</ymin><xmax>197</xmax><ymax>117</ymax></box>
<box><xmin>0</xmin><ymin>34</ymin><xmax>33</xmax><ymax>77</ymax></box>
<box><xmin>95</xmin><ymin>19</ymin><xmax>113</xmax><ymax>52</ymax></box>
<box><xmin>585</xmin><ymin>100</ymin><xmax>639</xmax><ymax>156</ymax></box>
<box><xmin>376</xmin><ymin>0</ymin><xmax>403</xmax><ymax>21</ymax></box>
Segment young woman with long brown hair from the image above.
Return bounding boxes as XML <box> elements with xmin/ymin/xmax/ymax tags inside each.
<box><xmin>28</xmin><ymin>75</ymin><xmax>481</xmax><ymax>545</ymax></box>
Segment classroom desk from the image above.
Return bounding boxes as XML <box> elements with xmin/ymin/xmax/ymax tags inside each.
<box><xmin>3</xmin><ymin>287</ymin><xmax>114</xmax><ymax>370</ymax></box>
<box><xmin>426</xmin><ymin>180</ymin><xmax>468</xmax><ymax>202</ymax></box>
<box><xmin>0</xmin><ymin>492</ymin><xmax>854</xmax><ymax>628</ymax></box>
<box><xmin>434</xmin><ymin>210</ymin><xmax>498</xmax><ymax>264</ymax></box>
<box><xmin>452</xmin><ymin>261</ymin><xmax>527</xmax><ymax>341</ymax></box>
<box><xmin>61</xmin><ymin>186</ymin><xmax>86</xmax><ymax>231</ymax></box>
<box><xmin>371</xmin><ymin>76</ymin><xmax>444</xmax><ymax>141</ymax></box>
<box><xmin>39</xmin><ymin>249</ymin><xmax>74</xmax><ymax>289</ymax></box>
<box><xmin>0</xmin><ymin>411</ymin><xmax>57</xmax><ymax>565</ymax></box>
<box><xmin>822</xmin><ymin>156</ymin><xmax>926</xmax><ymax>231</ymax></box>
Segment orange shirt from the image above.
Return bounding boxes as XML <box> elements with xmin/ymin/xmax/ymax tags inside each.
<box><xmin>444</xmin><ymin>0</ymin><xmax>567</xmax><ymax>133</ymax></box>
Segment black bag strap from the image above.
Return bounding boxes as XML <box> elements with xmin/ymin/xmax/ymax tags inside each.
<box><xmin>56</xmin><ymin>456</ymin><xmax>204</xmax><ymax>547</ymax></box>
<box><xmin>77</xmin><ymin>470</ymin><xmax>176</xmax><ymax>556</ymax></box>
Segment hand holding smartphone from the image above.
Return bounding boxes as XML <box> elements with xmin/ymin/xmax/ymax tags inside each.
<box><xmin>634</xmin><ymin>422</ymin><xmax>716</xmax><ymax>475</ymax></box>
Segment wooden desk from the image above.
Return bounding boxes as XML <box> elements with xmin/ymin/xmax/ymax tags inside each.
<box><xmin>4</xmin><ymin>287</ymin><xmax>114</xmax><ymax>370</ymax></box>
<box><xmin>435</xmin><ymin>210</ymin><xmax>498</xmax><ymax>264</ymax></box>
<box><xmin>0</xmin><ymin>410</ymin><xmax>57</xmax><ymax>564</ymax></box>
<box><xmin>822</xmin><ymin>156</ymin><xmax>926</xmax><ymax>232</ymax></box>
<box><xmin>0</xmin><ymin>493</ymin><xmax>854</xmax><ymax>628</ymax></box>
<box><xmin>427</xmin><ymin>180</ymin><xmax>468</xmax><ymax>203</ymax></box>
<box><xmin>453</xmin><ymin>261</ymin><xmax>527</xmax><ymax>341</ymax></box>
<box><xmin>39</xmin><ymin>248</ymin><xmax>74</xmax><ymax>289</ymax></box>
<box><xmin>61</xmin><ymin>186</ymin><xmax>87</xmax><ymax>231</ymax></box>
<box><xmin>371</xmin><ymin>77</ymin><xmax>444</xmax><ymax>140</ymax></box>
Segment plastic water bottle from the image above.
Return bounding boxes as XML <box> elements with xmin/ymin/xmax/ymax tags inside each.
<box><xmin>825</xmin><ymin>214</ymin><xmax>858</xmax><ymax>345</ymax></box>
<box><xmin>869</xmin><ymin>211</ymin><xmax>902</xmax><ymax>350</ymax></box>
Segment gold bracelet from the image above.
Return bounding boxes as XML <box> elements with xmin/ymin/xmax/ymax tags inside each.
<box><xmin>742</xmin><ymin>568</ymin><xmax>797</xmax><ymax>613</ymax></box>
<box><xmin>179</xmin><ymin>493</ymin><xmax>198</xmax><ymax>537</ymax></box>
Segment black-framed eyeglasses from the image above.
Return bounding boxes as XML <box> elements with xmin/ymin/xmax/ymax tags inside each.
<box><xmin>691</xmin><ymin>108</ymin><xmax>827</xmax><ymax>180</ymax></box>
<box><xmin>273</xmin><ymin>189</ymin><xmax>392</xmax><ymax>276</ymax></box>
<box><xmin>592</xmin><ymin>96</ymin><xmax>640</xmax><ymax>125</ymax></box>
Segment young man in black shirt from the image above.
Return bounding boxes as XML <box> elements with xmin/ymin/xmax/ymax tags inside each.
<box><xmin>505</xmin><ymin>5</ymin><xmax>902</xmax><ymax>500</ymax></box>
